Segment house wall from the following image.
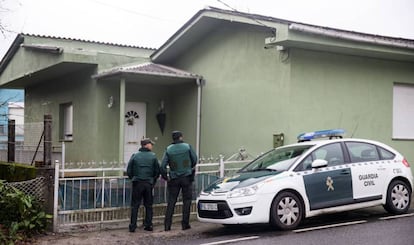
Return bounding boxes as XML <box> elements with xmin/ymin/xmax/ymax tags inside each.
<box><xmin>24</xmin><ymin>67</ymin><xmax>101</xmax><ymax>162</ymax></box>
<box><xmin>122</xmin><ymin>82</ymin><xmax>198</xmax><ymax>158</ymax></box>
<box><xmin>169</xmin><ymin>83</ymin><xmax>199</xmax><ymax>149</ymax></box>
<box><xmin>170</xmin><ymin>22</ymin><xmax>414</xmax><ymax>168</ymax></box>
<box><xmin>3</xmin><ymin>33</ymin><xmax>413</xmax><ymax>167</ymax></box>
<box><xmin>93</xmin><ymin>80</ymin><xmax>163</xmax><ymax>162</ymax></box>
<box><xmin>173</xmin><ymin>23</ymin><xmax>291</xmax><ymax>160</ymax></box>
<box><xmin>0</xmin><ymin>35</ymin><xmax>155</xmax><ymax>163</ymax></box>
<box><xmin>95</xmin><ymin>80</ymin><xmax>120</xmax><ymax>161</ymax></box>
<box><xmin>289</xmin><ymin>48</ymin><xmax>414</xmax><ymax>164</ymax></box>
<box><xmin>0</xmin><ymin>35</ymin><xmax>152</xmax><ymax>86</ymax></box>
<box><xmin>24</xmin><ymin>74</ymin><xmax>194</xmax><ymax>163</ymax></box>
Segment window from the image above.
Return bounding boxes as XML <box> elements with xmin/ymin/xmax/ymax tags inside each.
<box><xmin>311</xmin><ymin>143</ymin><xmax>344</xmax><ymax>166</ymax></box>
<box><xmin>393</xmin><ymin>83</ymin><xmax>414</xmax><ymax>139</ymax></box>
<box><xmin>378</xmin><ymin>147</ymin><xmax>395</xmax><ymax>160</ymax></box>
<box><xmin>345</xmin><ymin>142</ymin><xmax>379</xmax><ymax>162</ymax></box>
<box><xmin>298</xmin><ymin>155</ymin><xmax>313</xmax><ymax>171</ymax></box>
<box><xmin>60</xmin><ymin>103</ymin><xmax>73</xmax><ymax>141</ymax></box>
<box><xmin>240</xmin><ymin>145</ymin><xmax>312</xmax><ymax>172</ymax></box>
<box><xmin>296</xmin><ymin>143</ymin><xmax>344</xmax><ymax>170</ymax></box>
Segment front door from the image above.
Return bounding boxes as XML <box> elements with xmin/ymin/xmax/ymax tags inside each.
<box><xmin>124</xmin><ymin>102</ymin><xmax>146</xmax><ymax>163</ymax></box>
<box><xmin>304</xmin><ymin>168</ymin><xmax>353</xmax><ymax>210</ymax></box>
<box><xmin>302</xmin><ymin>142</ymin><xmax>353</xmax><ymax>210</ymax></box>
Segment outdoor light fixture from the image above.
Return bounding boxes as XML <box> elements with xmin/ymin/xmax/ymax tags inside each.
<box><xmin>108</xmin><ymin>96</ymin><xmax>114</xmax><ymax>108</ymax></box>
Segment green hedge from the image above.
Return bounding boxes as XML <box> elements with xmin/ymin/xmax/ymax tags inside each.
<box><xmin>0</xmin><ymin>162</ymin><xmax>37</xmax><ymax>182</ymax></box>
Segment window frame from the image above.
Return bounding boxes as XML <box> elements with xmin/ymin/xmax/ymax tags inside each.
<box><xmin>60</xmin><ymin>102</ymin><xmax>73</xmax><ymax>141</ymax></box>
<box><xmin>294</xmin><ymin>142</ymin><xmax>346</xmax><ymax>171</ymax></box>
<box><xmin>393</xmin><ymin>83</ymin><xmax>414</xmax><ymax>140</ymax></box>
<box><xmin>344</xmin><ymin>142</ymin><xmax>380</xmax><ymax>163</ymax></box>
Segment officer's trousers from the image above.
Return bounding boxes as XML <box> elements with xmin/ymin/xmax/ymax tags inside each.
<box><xmin>130</xmin><ymin>181</ymin><xmax>153</xmax><ymax>230</ymax></box>
<box><xmin>164</xmin><ymin>175</ymin><xmax>192</xmax><ymax>230</ymax></box>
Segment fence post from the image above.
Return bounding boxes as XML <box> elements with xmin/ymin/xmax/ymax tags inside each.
<box><xmin>7</xmin><ymin>119</ymin><xmax>15</xmax><ymax>162</ymax></box>
<box><xmin>44</xmin><ymin>115</ymin><xmax>52</xmax><ymax>165</ymax></box>
<box><xmin>61</xmin><ymin>141</ymin><xmax>65</xmax><ymax>174</ymax></box>
<box><xmin>53</xmin><ymin>160</ymin><xmax>60</xmax><ymax>232</ymax></box>
<box><xmin>219</xmin><ymin>155</ymin><xmax>224</xmax><ymax>178</ymax></box>
<box><xmin>101</xmin><ymin>170</ymin><xmax>105</xmax><ymax>225</ymax></box>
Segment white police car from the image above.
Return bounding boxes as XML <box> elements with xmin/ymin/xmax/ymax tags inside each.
<box><xmin>197</xmin><ymin>129</ymin><xmax>414</xmax><ymax>230</ymax></box>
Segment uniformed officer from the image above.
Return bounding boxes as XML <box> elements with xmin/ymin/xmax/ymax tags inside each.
<box><xmin>127</xmin><ymin>138</ymin><xmax>160</xmax><ymax>232</ymax></box>
<box><xmin>161</xmin><ymin>131</ymin><xmax>198</xmax><ymax>231</ymax></box>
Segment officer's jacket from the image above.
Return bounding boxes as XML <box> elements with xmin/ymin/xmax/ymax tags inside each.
<box><xmin>126</xmin><ymin>148</ymin><xmax>160</xmax><ymax>185</ymax></box>
<box><xmin>161</xmin><ymin>141</ymin><xmax>197</xmax><ymax>180</ymax></box>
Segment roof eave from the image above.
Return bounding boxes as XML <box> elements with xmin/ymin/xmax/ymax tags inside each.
<box><xmin>93</xmin><ymin>70</ymin><xmax>199</xmax><ymax>80</ymax></box>
<box><xmin>0</xmin><ymin>34</ymin><xmax>24</xmax><ymax>75</ymax></box>
<box><xmin>151</xmin><ymin>7</ymin><xmax>282</xmax><ymax>63</ymax></box>
<box><xmin>150</xmin><ymin>8</ymin><xmax>207</xmax><ymax>63</ymax></box>
<box><xmin>287</xmin><ymin>23</ymin><xmax>414</xmax><ymax>50</ymax></box>
<box><xmin>264</xmin><ymin>23</ymin><xmax>414</xmax><ymax>62</ymax></box>
<box><xmin>93</xmin><ymin>63</ymin><xmax>202</xmax><ymax>81</ymax></box>
<box><xmin>152</xmin><ymin>7</ymin><xmax>414</xmax><ymax>63</ymax></box>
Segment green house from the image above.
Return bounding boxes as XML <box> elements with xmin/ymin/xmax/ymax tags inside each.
<box><xmin>1</xmin><ymin>7</ymin><xmax>413</xmax><ymax>171</ymax></box>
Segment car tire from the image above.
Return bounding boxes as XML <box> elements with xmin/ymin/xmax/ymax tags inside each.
<box><xmin>383</xmin><ymin>180</ymin><xmax>412</xmax><ymax>214</ymax></box>
<box><xmin>270</xmin><ymin>191</ymin><xmax>303</xmax><ymax>230</ymax></box>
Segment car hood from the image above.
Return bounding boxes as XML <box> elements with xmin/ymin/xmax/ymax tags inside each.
<box><xmin>203</xmin><ymin>170</ymin><xmax>283</xmax><ymax>194</ymax></box>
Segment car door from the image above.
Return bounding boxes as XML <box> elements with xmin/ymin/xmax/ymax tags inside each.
<box><xmin>345</xmin><ymin>141</ymin><xmax>388</xmax><ymax>201</ymax></box>
<box><xmin>302</xmin><ymin>143</ymin><xmax>353</xmax><ymax>210</ymax></box>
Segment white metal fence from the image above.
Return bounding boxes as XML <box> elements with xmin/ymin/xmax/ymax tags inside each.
<box><xmin>53</xmin><ymin>157</ymin><xmax>250</xmax><ymax>232</ymax></box>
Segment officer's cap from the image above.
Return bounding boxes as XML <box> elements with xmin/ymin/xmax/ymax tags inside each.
<box><xmin>141</xmin><ymin>138</ymin><xmax>155</xmax><ymax>146</ymax></box>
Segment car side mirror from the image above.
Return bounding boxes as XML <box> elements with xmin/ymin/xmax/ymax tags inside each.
<box><xmin>312</xmin><ymin>159</ymin><xmax>328</xmax><ymax>168</ymax></box>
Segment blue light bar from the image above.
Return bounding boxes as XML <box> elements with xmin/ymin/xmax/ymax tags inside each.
<box><xmin>297</xmin><ymin>129</ymin><xmax>345</xmax><ymax>142</ymax></box>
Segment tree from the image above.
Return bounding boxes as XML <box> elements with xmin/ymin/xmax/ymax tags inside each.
<box><xmin>0</xmin><ymin>0</ymin><xmax>21</xmax><ymax>37</ymax></box>
<box><xmin>0</xmin><ymin>0</ymin><xmax>8</xmax><ymax>36</ymax></box>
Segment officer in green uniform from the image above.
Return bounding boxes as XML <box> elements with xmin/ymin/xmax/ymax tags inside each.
<box><xmin>161</xmin><ymin>131</ymin><xmax>198</xmax><ymax>231</ymax></box>
<box><xmin>127</xmin><ymin>138</ymin><xmax>160</xmax><ymax>232</ymax></box>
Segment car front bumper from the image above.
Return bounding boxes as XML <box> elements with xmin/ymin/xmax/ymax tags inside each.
<box><xmin>196</xmin><ymin>193</ymin><xmax>273</xmax><ymax>224</ymax></box>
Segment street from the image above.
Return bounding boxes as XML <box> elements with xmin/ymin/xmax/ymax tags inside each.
<box><xmin>189</xmin><ymin>211</ymin><xmax>414</xmax><ymax>245</ymax></box>
<box><xmin>34</xmin><ymin>205</ymin><xmax>414</xmax><ymax>245</ymax></box>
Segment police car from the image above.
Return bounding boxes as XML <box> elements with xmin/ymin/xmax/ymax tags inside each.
<box><xmin>197</xmin><ymin>129</ymin><xmax>414</xmax><ymax>230</ymax></box>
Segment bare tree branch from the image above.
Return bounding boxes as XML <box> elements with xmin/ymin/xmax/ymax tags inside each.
<box><xmin>0</xmin><ymin>0</ymin><xmax>20</xmax><ymax>38</ymax></box>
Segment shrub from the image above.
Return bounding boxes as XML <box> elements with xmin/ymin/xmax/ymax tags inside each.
<box><xmin>0</xmin><ymin>180</ymin><xmax>52</xmax><ymax>244</ymax></box>
<box><xmin>0</xmin><ymin>162</ymin><xmax>37</xmax><ymax>182</ymax></box>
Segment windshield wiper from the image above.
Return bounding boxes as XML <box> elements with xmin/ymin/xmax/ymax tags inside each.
<box><xmin>248</xmin><ymin>168</ymin><xmax>278</xmax><ymax>172</ymax></box>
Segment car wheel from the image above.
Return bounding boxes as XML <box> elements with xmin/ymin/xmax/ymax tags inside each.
<box><xmin>270</xmin><ymin>191</ymin><xmax>303</xmax><ymax>230</ymax></box>
<box><xmin>383</xmin><ymin>180</ymin><xmax>412</xmax><ymax>214</ymax></box>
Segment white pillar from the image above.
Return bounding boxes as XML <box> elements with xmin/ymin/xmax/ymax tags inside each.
<box><xmin>119</xmin><ymin>78</ymin><xmax>126</xmax><ymax>164</ymax></box>
<box><xmin>53</xmin><ymin>160</ymin><xmax>60</xmax><ymax>232</ymax></box>
<box><xmin>196</xmin><ymin>78</ymin><xmax>204</xmax><ymax>161</ymax></box>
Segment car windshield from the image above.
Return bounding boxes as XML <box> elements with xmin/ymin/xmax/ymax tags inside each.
<box><xmin>240</xmin><ymin>145</ymin><xmax>313</xmax><ymax>172</ymax></box>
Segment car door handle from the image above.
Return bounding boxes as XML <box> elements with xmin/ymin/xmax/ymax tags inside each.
<box><xmin>340</xmin><ymin>169</ymin><xmax>351</xmax><ymax>175</ymax></box>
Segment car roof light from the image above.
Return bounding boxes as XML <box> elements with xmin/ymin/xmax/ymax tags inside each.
<box><xmin>297</xmin><ymin>129</ymin><xmax>345</xmax><ymax>142</ymax></box>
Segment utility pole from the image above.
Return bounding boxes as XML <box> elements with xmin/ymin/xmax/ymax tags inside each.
<box><xmin>44</xmin><ymin>114</ymin><xmax>52</xmax><ymax>165</ymax></box>
<box><xmin>7</xmin><ymin>119</ymin><xmax>15</xmax><ymax>162</ymax></box>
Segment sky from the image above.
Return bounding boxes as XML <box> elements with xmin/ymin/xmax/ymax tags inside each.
<box><xmin>0</xmin><ymin>0</ymin><xmax>414</xmax><ymax>60</ymax></box>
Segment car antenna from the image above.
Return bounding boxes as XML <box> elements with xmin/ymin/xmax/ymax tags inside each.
<box><xmin>351</xmin><ymin>123</ymin><xmax>359</xmax><ymax>138</ymax></box>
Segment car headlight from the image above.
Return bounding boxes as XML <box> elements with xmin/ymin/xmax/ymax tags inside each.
<box><xmin>199</xmin><ymin>191</ymin><xmax>209</xmax><ymax>196</ymax></box>
<box><xmin>228</xmin><ymin>184</ymin><xmax>261</xmax><ymax>198</ymax></box>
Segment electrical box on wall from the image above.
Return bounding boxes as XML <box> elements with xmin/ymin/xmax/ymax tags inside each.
<box><xmin>273</xmin><ymin>133</ymin><xmax>284</xmax><ymax>148</ymax></box>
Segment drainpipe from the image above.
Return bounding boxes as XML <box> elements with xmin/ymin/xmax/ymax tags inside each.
<box><xmin>119</xmin><ymin>78</ymin><xmax>126</xmax><ymax>165</ymax></box>
<box><xmin>196</xmin><ymin>78</ymin><xmax>204</xmax><ymax>160</ymax></box>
